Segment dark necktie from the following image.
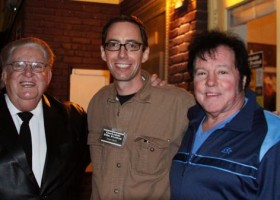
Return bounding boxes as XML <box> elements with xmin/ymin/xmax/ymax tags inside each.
<box><xmin>18</xmin><ymin>112</ymin><xmax>33</xmax><ymax>169</ymax></box>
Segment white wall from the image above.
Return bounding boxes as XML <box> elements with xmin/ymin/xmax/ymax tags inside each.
<box><xmin>70</xmin><ymin>69</ymin><xmax>110</xmax><ymax>111</ymax></box>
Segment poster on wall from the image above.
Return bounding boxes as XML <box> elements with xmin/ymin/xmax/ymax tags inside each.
<box><xmin>248</xmin><ymin>51</ymin><xmax>264</xmax><ymax>106</ymax></box>
<box><xmin>248</xmin><ymin>50</ymin><xmax>276</xmax><ymax>111</ymax></box>
<box><xmin>70</xmin><ymin>69</ymin><xmax>110</xmax><ymax>110</ymax></box>
<box><xmin>263</xmin><ymin>67</ymin><xmax>276</xmax><ymax>111</ymax></box>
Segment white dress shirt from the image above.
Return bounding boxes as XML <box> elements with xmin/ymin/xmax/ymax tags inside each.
<box><xmin>5</xmin><ymin>94</ymin><xmax>47</xmax><ymax>187</ymax></box>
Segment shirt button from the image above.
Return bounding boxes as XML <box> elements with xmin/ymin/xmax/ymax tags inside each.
<box><xmin>41</xmin><ymin>196</ymin><xmax>47</xmax><ymax>200</ymax></box>
<box><xmin>114</xmin><ymin>189</ymin><xmax>119</xmax><ymax>193</ymax></box>
<box><xmin>116</xmin><ymin>163</ymin><xmax>121</xmax><ymax>168</ymax></box>
<box><xmin>150</xmin><ymin>147</ymin><xmax>155</xmax><ymax>152</ymax></box>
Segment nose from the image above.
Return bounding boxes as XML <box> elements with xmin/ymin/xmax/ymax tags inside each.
<box><xmin>206</xmin><ymin>73</ymin><xmax>217</xmax><ymax>87</ymax></box>
<box><xmin>118</xmin><ymin>46</ymin><xmax>128</xmax><ymax>58</ymax></box>
<box><xmin>22</xmin><ymin>65</ymin><xmax>34</xmax><ymax>76</ymax></box>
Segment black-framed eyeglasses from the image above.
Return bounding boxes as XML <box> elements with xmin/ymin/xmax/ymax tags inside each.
<box><xmin>6</xmin><ymin>61</ymin><xmax>48</xmax><ymax>73</ymax></box>
<box><xmin>104</xmin><ymin>41</ymin><xmax>143</xmax><ymax>51</ymax></box>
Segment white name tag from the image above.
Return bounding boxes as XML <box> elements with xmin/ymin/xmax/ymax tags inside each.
<box><xmin>100</xmin><ymin>128</ymin><xmax>127</xmax><ymax>147</ymax></box>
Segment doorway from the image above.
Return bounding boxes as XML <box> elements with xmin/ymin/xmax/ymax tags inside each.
<box><xmin>228</xmin><ymin>0</ymin><xmax>277</xmax><ymax>111</ymax></box>
<box><xmin>130</xmin><ymin>0</ymin><xmax>166</xmax><ymax>80</ymax></box>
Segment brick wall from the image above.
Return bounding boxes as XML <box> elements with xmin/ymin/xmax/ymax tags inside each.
<box><xmin>12</xmin><ymin>0</ymin><xmax>120</xmax><ymax>102</ymax></box>
<box><xmin>168</xmin><ymin>0</ymin><xmax>208</xmax><ymax>90</ymax></box>
<box><xmin>121</xmin><ymin>0</ymin><xmax>208</xmax><ymax>91</ymax></box>
<box><xmin>7</xmin><ymin>0</ymin><xmax>207</xmax><ymax>100</ymax></box>
<box><xmin>121</xmin><ymin>0</ymin><xmax>162</xmax><ymax>15</ymax></box>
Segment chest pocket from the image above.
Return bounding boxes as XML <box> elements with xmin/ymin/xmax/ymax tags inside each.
<box><xmin>132</xmin><ymin>136</ymin><xmax>169</xmax><ymax>175</ymax></box>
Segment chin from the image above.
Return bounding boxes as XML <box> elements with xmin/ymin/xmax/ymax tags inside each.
<box><xmin>19</xmin><ymin>93</ymin><xmax>40</xmax><ymax>100</ymax></box>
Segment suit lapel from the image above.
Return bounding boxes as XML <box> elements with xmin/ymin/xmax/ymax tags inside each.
<box><xmin>0</xmin><ymin>92</ymin><xmax>38</xmax><ymax>186</ymax></box>
<box><xmin>40</xmin><ymin>95</ymin><xmax>67</xmax><ymax>192</ymax></box>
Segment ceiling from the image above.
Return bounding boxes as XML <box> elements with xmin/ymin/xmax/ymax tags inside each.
<box><xmin>70</xmin><ymin>0</ymin><xmax>122</xmax><ymax>4</ymax></box>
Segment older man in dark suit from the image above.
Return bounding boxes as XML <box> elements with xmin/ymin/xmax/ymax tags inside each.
<box><xmin>0</xmin><ymin>37</ymin><xmax>90</xmax><ymax>200</ymax></box>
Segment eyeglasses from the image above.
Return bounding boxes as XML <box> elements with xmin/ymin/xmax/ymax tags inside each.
<box><xmin>104</xmin><ymin>41</ymin><xmax>143</xmax><ymax>51</ymax></box>
<box><xmin>6</xmin><ymin>61</ymin><xmax>48</xmax><ymax>73</ymax></box>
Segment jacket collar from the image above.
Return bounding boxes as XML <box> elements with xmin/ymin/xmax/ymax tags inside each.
<box><xmin>0</xmin><ymin>89</ymin><xmax>39</xmax><ymax>187</ymax></box>
<box><xmin>107</xmin><ymin>70</ymin><xmax>152</xmax><ymax>104</ymax></box>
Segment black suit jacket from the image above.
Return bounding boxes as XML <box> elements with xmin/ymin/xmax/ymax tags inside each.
<box><xmin>0</xmin><ymin>90</ymin><xmax>90</xmax><ymax>200</ymax></box>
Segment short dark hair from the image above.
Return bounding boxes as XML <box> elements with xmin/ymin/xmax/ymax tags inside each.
<box><xmin>101</xmin><ymin>15</ymin><xmax>148</xmax><ymax>51</ymax></box>
<box><xmin>187</xmin><ymin>30</ymin><xmax>251</xmax><ymax>89</ymax></box>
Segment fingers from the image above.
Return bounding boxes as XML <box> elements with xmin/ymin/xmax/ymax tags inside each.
<box><xmin>151</xmin><ymin>74</ymin><xmax>158</xmax><ymax>81</ymax></box>
<box><xmin>151</xmin><ymin>74</ymin><xmax>160</xmax><ymax>86</ymax></box>
<box><xmin>273</xmin><ymin>111</ymin><xmax>280</xmax><ymax>116</ymax></box>
<box><xmin>150</xmin><ymin>74</ymin><xmax>166</xmax><ymax>86</ymax></box>
<box><xmin>159</xmin><ymin>80</ymin><xmax>167</xmax><ymax>86</ymax></box>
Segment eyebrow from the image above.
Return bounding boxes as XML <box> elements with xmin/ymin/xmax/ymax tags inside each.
<box><xmin>106</xmin><ymin>39</ymin><xmax>141</xmax><ymax>43</ymax></box>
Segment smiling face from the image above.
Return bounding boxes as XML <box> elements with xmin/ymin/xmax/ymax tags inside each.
<box><xmin>1</xmin><ymin>45</ymin><xmax>52</xmax><ymax>111</ymax></box>
<box><xmin>193</xmin><ymin>45</ymin><xmax>246</xmax><ymax>118</ymax></box>
<box><xmin>100</xmin><ymin>22</ymin><xmax>149</xmax><ymax>83</ymax></box>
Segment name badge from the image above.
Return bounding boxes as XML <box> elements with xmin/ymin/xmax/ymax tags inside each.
<box><xmin>100</xmin><ymin>128</ymin><xmax>127</xmax><ymax>147</ymax></box>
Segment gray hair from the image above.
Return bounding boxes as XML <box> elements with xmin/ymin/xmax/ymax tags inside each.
<box><xmin>0</xmin><ymin>37</ymin><xmax>55</xmax><ymax>70</ymax></box>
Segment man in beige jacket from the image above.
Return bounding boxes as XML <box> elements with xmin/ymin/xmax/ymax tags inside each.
<box><xmin>87</xmin><ymin>15</ymin><xmax>195</xmax><ymax>200</ymax></box>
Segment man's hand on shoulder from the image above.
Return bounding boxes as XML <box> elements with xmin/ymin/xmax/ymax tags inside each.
<box><xmin>151</xmin><ymin>74</ymin><xmax>167</xmax><ymax>86</ymax></box>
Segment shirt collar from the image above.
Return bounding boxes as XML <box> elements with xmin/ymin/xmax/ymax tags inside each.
<box><xmin>108</xmin><ymin>70</ymin><xmax>152</xmax><ymax>103</ymax></box>
<box><xmin>5</xmin><ymin>93</ymin><xmax>43</xmax><ymax>117</ymax></box>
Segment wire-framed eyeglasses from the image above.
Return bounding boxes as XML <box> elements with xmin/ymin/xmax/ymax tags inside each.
<box><xmin>6</xmin><ymin>61</ymin><xmax>48</xmax><ymax>73</ymax></box>
<box><xmin>104</xmin><ymin>41</ymin><xmax>143</xmax><ymax>51</ymax></box>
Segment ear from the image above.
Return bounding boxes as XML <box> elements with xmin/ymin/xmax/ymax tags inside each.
<box><xmin>141</xmin><ymin>47</ymin><xmax>150</xmax><ymax>63</ymax></box>
<box><xmin>47</xmin><ymin>70</ymin><xmax>52</xmax><ymax>85</ymax></box>
<box><xmin>242</xmin><ymin>76</ymin><xmax>247</xmax><ymax>89</ymax></box>
<box><xmin>1</xmin><ymin>69</ymin><xmax>7</xmax><ymax>85</ymax></box>
<box><xmin>100</xmin><ymin>45</ymin><xmax>107</xmax><ymax>62</ymax></box>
